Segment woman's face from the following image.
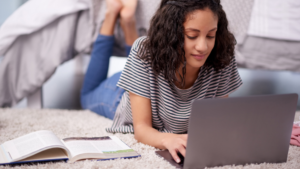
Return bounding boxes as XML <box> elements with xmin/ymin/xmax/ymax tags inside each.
<box><xmin>183</xmin><ymin>8</ymin><xmax>218</xmax><ymax>71</ymax></box>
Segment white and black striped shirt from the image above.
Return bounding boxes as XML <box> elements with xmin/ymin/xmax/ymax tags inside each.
<box><xmin>106</xmin><ymin>37</ymin><xmax>243</xmax><ymax>133</ymax></box>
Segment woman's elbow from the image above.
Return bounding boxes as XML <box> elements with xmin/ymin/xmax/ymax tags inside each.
<box><xmin>134</xmin><ymin>128</ymin><xmax>143</xmax><ymax>142</ymax></box>
<box><xmin>133</xmin><ymin>124</ymin><xmax>149</xmax><ymax>142</ymax></box>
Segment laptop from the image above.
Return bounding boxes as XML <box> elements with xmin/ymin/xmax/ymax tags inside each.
<box><xmin>156</xmin><ymin>94</ymin><xmax>298</xmax><ymax>169</ymax></box>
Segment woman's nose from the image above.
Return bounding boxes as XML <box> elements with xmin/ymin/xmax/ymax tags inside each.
<box><xmin>195</xmin><ymin>38</ymin><xmax>208</xmax><ymax>52</ymax></box>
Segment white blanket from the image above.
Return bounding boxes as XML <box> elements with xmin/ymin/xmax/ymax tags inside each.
<box><xmin>0</xmin><ymin>0</ymin><xmax>89</xmax><ymax>56</ymax></box>
<box><xmin>248</xmin><ymin>0</ymin><xmax>300</xmax><ymax>41</ymax></box>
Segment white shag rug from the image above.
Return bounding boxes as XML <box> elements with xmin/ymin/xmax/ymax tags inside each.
<box><xmin>1</xmin><ymin>108</ymin><xmax>300</xmax><ymax>169</ymax></box>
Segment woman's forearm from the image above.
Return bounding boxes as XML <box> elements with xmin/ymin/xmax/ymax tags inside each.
<box><xmin>134</xmin><ymin>124</ymin><xmax>177</xmax><ymax>149</ymax></box>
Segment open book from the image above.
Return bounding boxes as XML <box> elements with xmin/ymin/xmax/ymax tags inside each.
<box><xmin>0</xmin><ymin>130</ymin><xmax>140</xmax><ymax>165</ymax></box>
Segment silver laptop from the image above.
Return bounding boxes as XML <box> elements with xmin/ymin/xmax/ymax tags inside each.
<box><xmin>156</xmin><ymin>94</ymin><xmax>298</xmax><ymax>169</ymax></box>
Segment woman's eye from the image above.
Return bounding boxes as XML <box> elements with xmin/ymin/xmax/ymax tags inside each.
<box><xmin>207</xmin><ymin>36</ymin><xmax>215</xmax><ymax>39</ymax></box>
<box><xmin>187</xmin><ymin>36</ymin><xmax>197</xmax><ymax>39</ymax></box>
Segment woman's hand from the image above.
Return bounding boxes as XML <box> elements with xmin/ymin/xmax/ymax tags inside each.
<box><xmin>130</xmin><ymin>92</ymin><xmax>188</xmax><ymax>163</ymax></box>
<box><xmin>162</xmin><ymin>134</ymin><xmax>188</xmax><ymax>163</ymax></box>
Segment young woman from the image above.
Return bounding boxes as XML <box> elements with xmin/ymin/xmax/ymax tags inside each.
<box><xmin>81</xmin><ymin>0</ymin><xmax>242</xmax><ymax>163</ymax></box>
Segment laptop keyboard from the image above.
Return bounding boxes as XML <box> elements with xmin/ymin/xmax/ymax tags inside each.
<box><xmin>177</xmin><ymin>152</ymin><xmax>185</xmax><ymax>166</ymax></box>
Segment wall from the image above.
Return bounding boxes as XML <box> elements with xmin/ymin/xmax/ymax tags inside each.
<box><xmin>0</xmin><ymin>0</ymin><xmax>27</xmax><ymax>26</ymax></box>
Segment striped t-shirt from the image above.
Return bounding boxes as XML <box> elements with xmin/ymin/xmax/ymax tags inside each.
<box><xmin>106</xmin><ymin>37</ymin><xmax>243</xmax><ymax>134</ymax></box>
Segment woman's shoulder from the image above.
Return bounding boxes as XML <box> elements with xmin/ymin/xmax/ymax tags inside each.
<box><xmin>219</xmin><ymin>57</ymin><xmax>238</xmax><ymax>73</ymax></box>
<box><xmin>129</xmin><ymin>36</ymin><xmax>151</xmax><ymax>63</ymax></box>
<box><xmin>124</xmin><ymin>36</ymin><xmax>153</xmax><ymax>72</ymax></box>
<box><xmin>132</xmin><ymin>36</ymin><xmax>148</xmax><ymax>50</ymax></box>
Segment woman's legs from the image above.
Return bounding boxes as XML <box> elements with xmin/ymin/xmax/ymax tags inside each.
<box><xmin>81</xmin><ymin>71</ymin><xmax>124</xmax><ymax>120</ymax></box>
<box><xmin>81</xmin><ymin>0</ymin><xmax>122</xmax><ymax>96</ymax></box>
<box><xmin>81</xmin><ymin>0</ymin><xmax>138</xmax><ymax>119</ymax></box>
<box><xmin>100</xmin><ymin>0</ymin><xmax>123</xmax><ymax>36</ymax></box>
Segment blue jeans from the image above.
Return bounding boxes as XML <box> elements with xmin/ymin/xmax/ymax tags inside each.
<box><xmin>80</xmin><ymin>35</ymin><xmax>131</xmax><ymax>120</ymax></box>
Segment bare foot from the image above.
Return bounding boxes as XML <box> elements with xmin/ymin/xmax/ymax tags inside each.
<box><xmin>100</xmin><ymin>0</ymin><xmax>123</xmax><ymax>35</ymax></box>
<box><xmin>119</xmin><ymin>0</ymin><xmax>138</xmax><ymax>45</ymax></box>
<box><xmin>120</xmin><ymin>0</ymin><xmax>138</xmax><ymax>22</ymax></box>
<box><xmin>105</xmin><ymin>0</ymin><xmax>123</xmax><ymax>16</ymax></box>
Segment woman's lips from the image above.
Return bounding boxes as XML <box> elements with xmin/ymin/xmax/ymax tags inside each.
<box><xmin>192</xmin><ymin>54</ymin><xmax>206</xmax><ymax>60</ymax></box>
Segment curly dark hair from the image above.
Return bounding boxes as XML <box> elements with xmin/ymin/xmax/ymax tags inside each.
<box><xmin>140</xmin><ymin>0</ymin><xmax>236</xmax><ymax>87</ymax></box>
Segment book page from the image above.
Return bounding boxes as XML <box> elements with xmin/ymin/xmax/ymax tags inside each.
<box><xmin>20</xmin><ymin>148</ymin><xmax>67</xmax><ymax>162</ymax></box>
<box><xmin>0</xmin><ymin>146</ymin><xmax>9</xmax><ymax>163</ymax></box>
<box><xmin>2</xmin><ymin>130</ymin><xmax>67</xmax><ymax>161</ymax></box>
<box><xmin>92</xmin><ymin>136</ymin><xmax>130</xmax><ymax>153</ymax></box>
<box><xmin>63</xmin><ymin>136</ymin><xmax>132</xmax><ymax>157</ymax></box>
<box><xmin>63</xmin><ymin>140</ymin><xmax>100</xmax><ymax>157</ymax></box>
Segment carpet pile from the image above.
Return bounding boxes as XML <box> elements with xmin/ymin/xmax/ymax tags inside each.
<box><xmin>1</xmin><ymin>108</ymin><xmax>300</xmax><ymax>169</ymax></box>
